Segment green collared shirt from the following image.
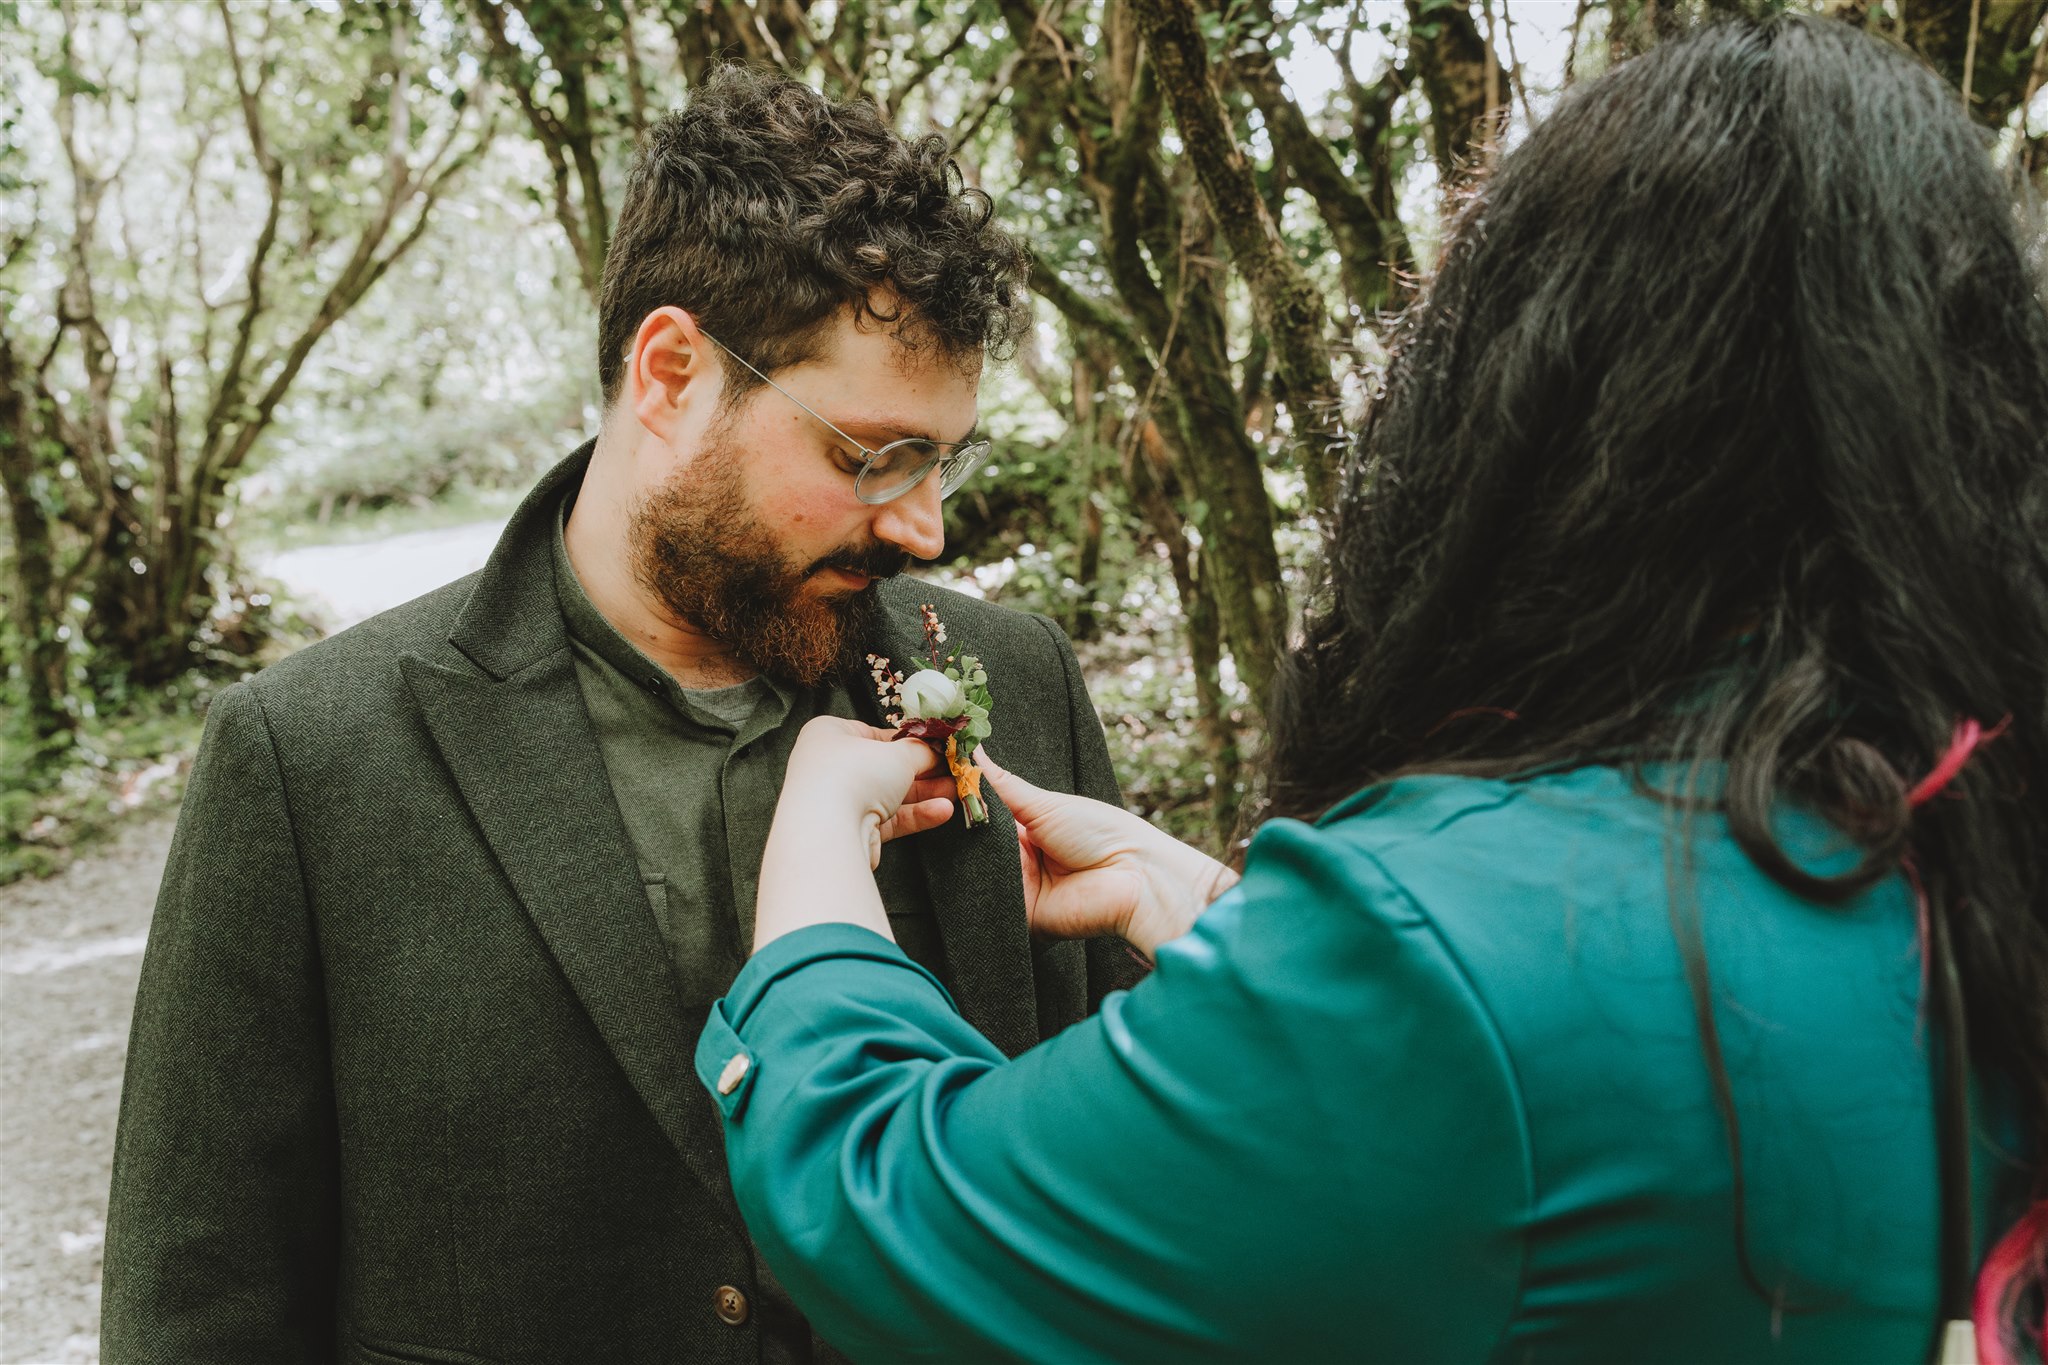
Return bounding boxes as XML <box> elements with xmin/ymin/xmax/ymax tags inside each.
<box><xmin>551</xmin><ymin>498</ymin><xmax>936</xmax><ymax>1010</ymax></box>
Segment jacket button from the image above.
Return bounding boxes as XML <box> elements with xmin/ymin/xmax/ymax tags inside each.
<box><xmin>714</xmin><ymin>1285</ymin><xmax>749</xmax><ymax>1326</ymax></box>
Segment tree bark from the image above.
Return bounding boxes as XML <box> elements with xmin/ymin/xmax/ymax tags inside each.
<box><xmin>1231</xmin><ymin>1</ymin><xmax>1400</xmax><ymax>316</ymax></box>
<box><xmin>1068</xmin><ymin>350</ymin><xmax>1112</xmax><ymax>642</ymax></box>
<box><xmin>1125</xmin><ymin>0</ymin><xmax>1344</xmax><ymax>512</ymax></box>
<box><xmin>1405</xmin><ymin>0</ymin><xmax>1508</xmax><ymax>180</ymax></box>
<box><xmin>0</xmin><ymin>333</ymin><xmax>72</xmax><ymax>745</ymax></box>
<box><xmin>1002</xmin><ymin>1</ymin><xmax>1288</xmax><ymax>716</ymax></box>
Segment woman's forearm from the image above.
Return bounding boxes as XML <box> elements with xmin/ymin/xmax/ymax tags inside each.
<box><xmin>754</xmin><ymin>804</ymin><xmax>893</xmax><ymax>952</ymax></box>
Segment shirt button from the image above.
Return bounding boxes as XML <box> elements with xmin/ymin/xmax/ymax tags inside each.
<box><xmin>714</xmin><ymin>1285</ymin><xmax>749</xmax><ymax>1326</ymax></box>
<box><xmin>716</xmin><ymin>1053</ymin><xmax>750</xmax><ymax>1095</ymax></box>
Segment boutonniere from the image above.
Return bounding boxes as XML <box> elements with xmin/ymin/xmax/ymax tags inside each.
<box><xmin>866</xmin><ymin>603</ymin><xmax>994</xmax><ymax>827</ymax></box>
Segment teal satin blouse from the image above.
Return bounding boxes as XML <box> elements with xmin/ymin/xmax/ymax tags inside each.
<box><xmin>697</xmin><ymin>766</ymin><xmax>2023</xmax><ymax>1362</ymax></box>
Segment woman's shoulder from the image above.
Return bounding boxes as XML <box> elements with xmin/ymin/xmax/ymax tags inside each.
<box><xmin>1263</xmin><ymin>763</ymin><xmax>1906</xmax><ymax>1020</ymax></box>
<box><xmin>1228</xmin><ymin>765</ymin><xmax>1706</xmax><ymax>987</ymax></box>
<box><xmin>1270</xmin><ymin>761</ymin><xmax>1917</xmax><ymax>1091</ymax></box>
<box><xmin>1301</xmin><ymin>764</ymin><xmax>1686</xmax><ymax>877</ymax></box>
<box><xmin>1310</xmin><ymin>765</ymin><xmax>1875</xmax><ymax>900</ymax></box>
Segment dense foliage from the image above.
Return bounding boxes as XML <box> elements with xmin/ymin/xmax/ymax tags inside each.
<box><xmin>3</xmin><ymin>0</ymin><xmax>2043</xmax><ymax>860</ymax></box>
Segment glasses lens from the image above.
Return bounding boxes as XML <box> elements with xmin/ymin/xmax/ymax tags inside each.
<box><xmin>936</xmin><ymin>440</ymin><xmax>991</xmax><ymax>497</ymax></box>
<box><xmin>857</xmin><ymin>439</ymin><xmax>992</xmax><ymax>504</ymax></box>
<box><xmin>856</xmin><ymin>440</ymin><xmax>945</xmax><ymax>504</ymax></box>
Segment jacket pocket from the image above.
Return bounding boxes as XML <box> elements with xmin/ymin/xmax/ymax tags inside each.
<box><xmin>351</xmin><ymin>1334</ymin><xmax>501</xmax><ymax>1365</ymax></box>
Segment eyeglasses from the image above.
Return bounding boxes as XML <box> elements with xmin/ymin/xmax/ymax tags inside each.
<box><xmin>698</xmin><ymin>329</ymin><xmax>992</xmax><ymax>506</ymax></box>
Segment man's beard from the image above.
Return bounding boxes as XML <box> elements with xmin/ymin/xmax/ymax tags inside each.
<box><xmin>627</xmin><ymin>438</ymin><xmax>910</xmax><ymax>686</ymax></box>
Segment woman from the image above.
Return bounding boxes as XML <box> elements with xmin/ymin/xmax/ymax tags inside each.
<box><xmin>697</xmin><ymin>15</ymin><xmax>2048</xmax><ymax>1363</ymax></box>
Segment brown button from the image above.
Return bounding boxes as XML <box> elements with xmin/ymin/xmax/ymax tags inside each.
<box><xmin>714</xmin><ymin>1285</ymin><xmax>749</xmax><ymax>1326</ymax></box>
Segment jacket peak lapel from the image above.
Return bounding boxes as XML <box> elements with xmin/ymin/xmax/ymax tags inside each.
<box><xmin>861</xmin><ymin>583</ymin><xmax>1040</xmax><ymax>1058</ymax></box>
<box><xmin>402</xmin><ymin>637</ymin><xmax>739</xmax><ymax>1216</ymax></box>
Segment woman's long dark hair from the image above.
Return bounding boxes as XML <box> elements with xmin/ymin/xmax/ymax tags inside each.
<box><xmin>1263</xmin><ymin>14</ymin><xmax>2048</xmax><ymax>1356</ymax></box>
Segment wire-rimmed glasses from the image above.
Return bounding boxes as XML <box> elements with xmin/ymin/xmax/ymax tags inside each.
<box><xmin>698</xmin><ymin>328</ymin><xmax>992</xmax><ymax>506</ymax></box>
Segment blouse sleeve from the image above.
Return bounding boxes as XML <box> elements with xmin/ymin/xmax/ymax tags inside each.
<box><xmin>695</xmin><ymin>817</ymin><xmax>1532</xmax><ymax>1363</ymax></box>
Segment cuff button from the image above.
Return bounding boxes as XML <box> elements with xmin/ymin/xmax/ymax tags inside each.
<box><xmin>716</xmin><ymin>1053</ymin><xmax>751</xmax><ymax>1095</ymax></box>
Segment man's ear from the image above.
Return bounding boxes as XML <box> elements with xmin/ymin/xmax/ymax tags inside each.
<box><xmin>629</xmin><ymin>306</ymin><xmax>715</xmax><ymax>441</ymax></box>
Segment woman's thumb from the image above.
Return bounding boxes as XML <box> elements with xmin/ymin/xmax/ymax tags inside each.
<box><xmin>976</xmin><ymin>748</ymin><xmax>1058</xmax><ymax>823</ymax></box>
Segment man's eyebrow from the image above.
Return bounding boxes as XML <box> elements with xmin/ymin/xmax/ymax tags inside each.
<box><xmin>833</xmin><ymin>413</ymin><xmax>981</xmax><ymax>446</ymax></box>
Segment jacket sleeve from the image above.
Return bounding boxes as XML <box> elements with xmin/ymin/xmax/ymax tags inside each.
<box><xmin>1031</xmin><ymin>613</ymin><xmax>1149</xmax><ymax>1003</ymax></box>
<box><xmin>696</xmin><ymin>817</ymin><xmax>1531</xmax><ymax>1363</ymax></box>
<box><xmin>102</xmin><ymin>682</ymin><xmax>341</xmax><ymax>1363</ymax></box>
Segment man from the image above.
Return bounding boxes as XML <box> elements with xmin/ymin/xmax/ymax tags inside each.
<box><xmin>103</xmin><ymin>69</ymin><xmax>1136</xmax><ymax>1364</ymax></box>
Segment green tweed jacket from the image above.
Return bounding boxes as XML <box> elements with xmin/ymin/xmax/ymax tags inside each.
<box><xmin>101</xmin><ymin>445</ymin><xmax>1139</xmax><ymax>1365</ymax></box>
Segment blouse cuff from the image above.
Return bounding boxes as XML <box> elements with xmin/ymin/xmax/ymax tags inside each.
<box><xmin>694</xmin><ymin>922</ymin><xmax>958</xmax><ymax>1120</ymax></box>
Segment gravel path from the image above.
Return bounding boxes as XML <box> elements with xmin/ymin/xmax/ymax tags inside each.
<box><xmin>0</xmin><ymin>814</ymin><xmax>176</xmax><ymax>1365</ymax></box>
<box><xmin>262</xmin><ymin>517</ymin><xmax>507</xmax><ymax>632</ymax></box>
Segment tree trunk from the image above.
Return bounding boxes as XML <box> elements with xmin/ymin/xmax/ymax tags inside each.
<box><xmin>1098</xmin><ymin>69</ymin><xmax>1286</xmax><ymax>713</ymax></box>
<box><xmin>1004</xmin><ymin>6</ymin><xmax>1290</xmax><ymax>716</ymax></box>
<box><xmin>75</xmin><ymin>0</ymin><xmax>488</xmax><ymax>687</ymax></box>
<box><xmin>1232</xmin><ymin>0</ymin><xmax>1401</xmax><ymax>316</ymax></box>
<box><xmin>0</xmin><ymin>337</ymin><xmax>73</xmax><ymax>744</ymax></box>
<box><xmin>1405</xmin><ymin>0</ymin><xmax>1508</xmax><ymax>180</ymax></box>
<box><xmin>1129</xmin><ymin>419</ymin><xmax>1241</xmax><ymax>851</ymax></box>
<box><xmin>1125</xmin><ymin>0</ymin><xmax>1344</xmax><ymax>512</ymax></box>
<box><xmin>1069</xmin><ymin>351</ymin><xmax>1112</xmax><ymax>643</ymax></box>
<box><xmin>472</xmin><ymin>0</ymin><xmax>610</xmax><ymax>300</ymax></box>
<box><xmin>1031</xmin><ymin>266</ymin><xmax>1246</xmax><ymax>844</ymax></box>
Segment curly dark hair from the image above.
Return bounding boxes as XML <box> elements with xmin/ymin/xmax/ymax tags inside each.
<box><xmin>1264</xmin><ymin>13</ymin><xmax>2048</xmax><ymax>1348</ymax></box>
<box><xmin>597</xmin><ymin>66</ymin><xmax>1027</xmax><ymax>405</ymax></box>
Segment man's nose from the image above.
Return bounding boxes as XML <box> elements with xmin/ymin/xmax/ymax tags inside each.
<box><xmin>870</xmin><ymin>465</ymin><xmax>946</xmax><ymax>562</ymax></box>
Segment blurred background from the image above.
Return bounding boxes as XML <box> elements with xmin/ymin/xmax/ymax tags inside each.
<box><xmin>5</xmin><ymin>0</ymin><xmax>2046</xmax><ymax>859</ymax></box>
<box><xmin>0</xmin><ymin>0</ymin><xmax>2042</xmax><ymax>1357</ymax></box>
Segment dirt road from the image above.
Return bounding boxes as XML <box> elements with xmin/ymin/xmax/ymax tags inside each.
<box><xmin>0</xmin><ymin>518</ymin><xmax>507</xmax><ymax>1364</ymax></box>
<box><xmin>261</xmin><ymin>516</ymin><xmax>508</xmax><ymax>633</ymax></box>
<box><xmin>0</xmin><ymin>815</ymin><xmax>175</xmax><ymax>1365</ymax></box>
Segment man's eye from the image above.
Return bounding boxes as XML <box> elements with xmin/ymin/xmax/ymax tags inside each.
<box><xmin>831</xmin><ymin>447</ymin><xmax>866</xmax><ymax>474</ymax></box>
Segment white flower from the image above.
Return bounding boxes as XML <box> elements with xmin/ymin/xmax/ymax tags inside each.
<box><xmin>898</xmin><ymin>669</ymin><xmax>966</xmax><ymax>720</ymax></box>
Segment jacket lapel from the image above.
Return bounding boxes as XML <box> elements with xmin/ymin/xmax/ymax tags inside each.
<box><xmin>859</xmin><ymin>583</ymin><xmax>1041</xmax><ymax>1058</ymax></box>
<box><xmin>402</xmin><ymin>445</ymin><xmax>737</xmax><ymax>1211</ymax></box>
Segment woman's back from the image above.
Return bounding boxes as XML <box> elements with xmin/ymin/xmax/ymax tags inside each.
<box><xmin>1338</xmin><ymin>767</ymin><xmax>2020</xmax><ymax>1361</ymax></box>
<box><xmin>703</xmin><ymin>765</ymin><xmax>2025</xmax><ymax>1361</ymax></box>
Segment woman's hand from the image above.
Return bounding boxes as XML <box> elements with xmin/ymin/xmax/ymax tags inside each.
<box><xmin>779</xmin><ymin>716</ymin><xmax>958</xmax><ymax>867</ymax></box>
<box><xmin>978</xmin><ymin>750</ymin><xmax>1237</xmax><ymax>960</ymax></box>
<box><xmin>755</xmin><ymin>717</ymin><xmax>956</xmax><ymax>952</ymax></box>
